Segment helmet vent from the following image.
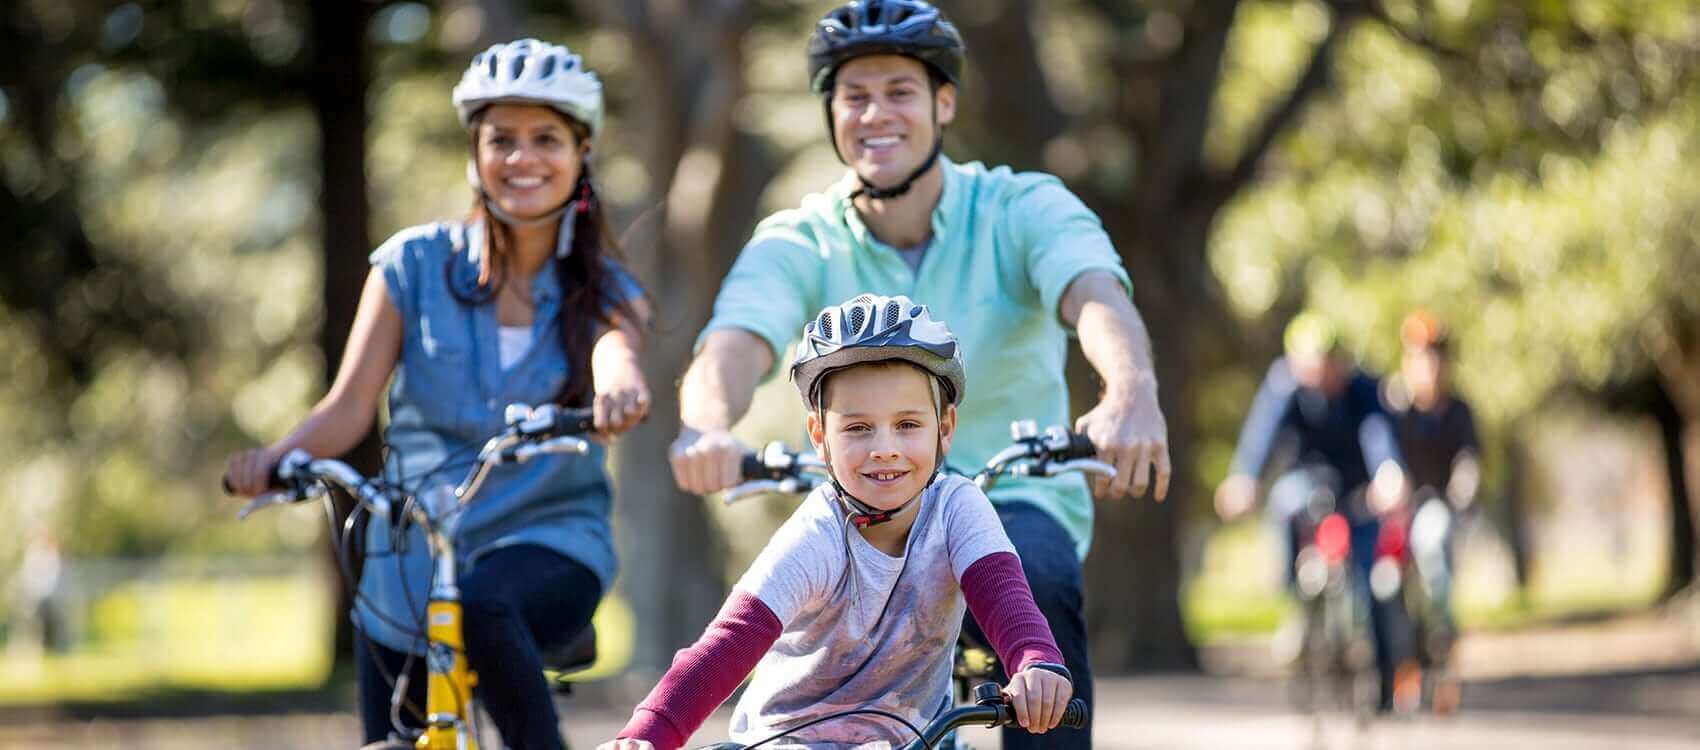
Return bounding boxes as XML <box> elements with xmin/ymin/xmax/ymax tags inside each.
<box><xmin>848</xmin><ymin>306</ymin><xmax>866</xmax><ymax>334</ymax></box>
<box><xmin>884</xmin><ymin>301</ymin><xmax>900</xmax><ymax>328</ymax></box>
<box><xmin>819</xmin><ymin>312</ymin><xmax>835</xmax><ymax>340</ymax></box>
<box><xmin>511</xmin><ymin>55</ymin><xmax>528</xmax><ymax>79</ymax></box>
<box><xmin>539</xmin><ymin>56</ymin><xmax>557</xmax><ymax>79</ymax></box>
<box><xmin>485</xmin><ymin>54</ymin><xmax>499</xmax><ymax>79</ymax></box>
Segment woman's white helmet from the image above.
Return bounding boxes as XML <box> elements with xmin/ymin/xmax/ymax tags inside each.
<box><xmin>452</xmin><ymin>39</ymin><xmax>603</xmax><ymax>135</ymax></box>
<box><xmin>791</xmin><ymin>294</ymin><xmax>966</xmax><ymax>410</ymax></box>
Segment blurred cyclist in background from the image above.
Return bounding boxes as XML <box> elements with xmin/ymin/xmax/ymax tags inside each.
<box><xmin>1383</xmin><ymin>310</ymin><xmax>1480</xmax><ymax>714</ymax></box>
<box><xmin>1215</xmin><ymin>312</ymin><xmax>1410</xmax><ymax>712</ymax></box>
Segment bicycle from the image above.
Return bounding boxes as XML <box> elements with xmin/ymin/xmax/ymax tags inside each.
<box><xmin>691</xmin><ymin>681</ymin><xmax>1087</xmax><ymax>750</ymax></box>
<box><xmin>1370</xmin><ymin>488</ymin><xmax>1461</xmax><ymax>714</ymax></box>
<box><xmin>726</xmin><ymin>419</ymin><xmax>1113</xmax><ymax>745</ymax></box>
<box><xmin>227</xmin><ymin>402</ymin><xmax>602</xmax><ymax>750</ymax></box>
<box><xmin>1272</xmin><ymin>468</ymin><xmax>1377</xmax><ymax>720</ymax></box>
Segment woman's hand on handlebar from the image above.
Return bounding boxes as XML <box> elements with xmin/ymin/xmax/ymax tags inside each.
<box><xmin>592</xmin><ymin>373</ymin><xmax>651</xmax><ymax>438</ymax></box>
<box><xmin>1005</xmin><ymin>666</ymin><xmax>1073</xmax><ymax>734</ymax></box>
<box><xmin>595</xmin><ymin>739</ymin><xmax>654</xmax><ymax>750</ymax></box>
<box><xmin>223</xmin><ymin>446</ymin><xmax>285</xmax><ymax>498</ymax></box>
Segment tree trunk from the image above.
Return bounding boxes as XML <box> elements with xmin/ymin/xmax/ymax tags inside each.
<box><xmin>584</xmin><ymin>0</ymin><xmax>776</xmax><ymax>675</ymax></box>
<box><xmin>1502</xmin><ymin>424</ymin><xmax>1534</xmax><ymax>593</ymax></box>
<box><xmin>309</xmin><ymin>0</ymin><xmax>379</xmax><ymax>666</ymax></box>
<box><xmin>1652</xmin><ymin>383</ymin><xmax>1697</xmax><ymax>597</ymax></box>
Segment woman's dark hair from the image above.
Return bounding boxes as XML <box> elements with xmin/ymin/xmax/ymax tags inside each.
<box><xmin>453</xmin><ymin>108</ymin><xmax>648</xmax><ymax>408</ymax></box>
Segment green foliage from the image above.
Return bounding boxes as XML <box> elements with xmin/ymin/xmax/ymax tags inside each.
<box><xmin>1204</xmin><ymin>0</ymin><xmax>1700</xmax><ymax>494</ymax></box>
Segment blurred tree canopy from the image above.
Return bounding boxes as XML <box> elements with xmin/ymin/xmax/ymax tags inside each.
<box><xmin>5</xmin><ymin>0</ymin><xmax>1699</xmax><ymax>677</ymax></box>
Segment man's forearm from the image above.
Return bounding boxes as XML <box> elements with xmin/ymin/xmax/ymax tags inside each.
<box><xmin>679</xmin><ymin>329</ymin><xmax>773</xmax><ymax>432</ymax></box>
<box><xmin>1064</xmin><ymin>271</ymin><xmax>1157</xmax><ymax>398</ymax></box>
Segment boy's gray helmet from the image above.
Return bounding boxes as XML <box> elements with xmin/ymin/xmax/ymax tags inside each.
<box><xmin>791</xmin><ymin>294</ymin><xmax>966</xmax><ymax>410</ymax></box>
<box><xmin>807</xmin><ymin>0</ymin><xmax>965</xmax><ymax>94</ymax></box>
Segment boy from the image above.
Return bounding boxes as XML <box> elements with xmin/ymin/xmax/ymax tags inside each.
<box><xmin>603</xmin><ymin>295</ymin><xmax>1073</xmax><ymax>749</ymax></box>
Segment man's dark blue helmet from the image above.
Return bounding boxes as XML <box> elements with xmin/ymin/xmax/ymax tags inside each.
<box><xmin>807</xmin><ymin>0</ymin><xmax>966</xmax><ymax>95</ymax></box>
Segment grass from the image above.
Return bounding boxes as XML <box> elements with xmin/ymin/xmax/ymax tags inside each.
<box><xmin>0</xmin><ymin>568</ymin><xmax>638</xmax><ymax>706</ymax></box>
<box><xmin>0</xmin><ymin>574</ymin><xmax>335</xmax><ymax>704</ymax></box>
<box><xmin>1182</xmin><ymin>518</ymin><xmax>1668</xmax><ymax>644</ymax></box>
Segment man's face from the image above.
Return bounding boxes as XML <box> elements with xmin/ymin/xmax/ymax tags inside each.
<box><xmin>829</xmin><ymin>55</ymin><xmax>955</xmax><ymax>189</ymax></box>
<box><xmin>1290</xmin><ymin>352</ymin><xmax>1348</xmax><ymax>395</ymax></box>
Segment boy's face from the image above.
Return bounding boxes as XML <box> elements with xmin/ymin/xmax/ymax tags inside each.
<box><xmin>807</xmin><ymin>362</ymin><xmax>956</xmax><ymax>512</ymax></box>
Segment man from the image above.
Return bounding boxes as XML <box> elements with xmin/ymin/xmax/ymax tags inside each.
<box><xmin>1215</xmin><ymin>311</ymin><xmax>1410</xmax><ymax>712</ymax></box>
<box><xmin>668</xmin><ymin>2</ymin><xmax>1170</xmax><ymax>747</ymax></box>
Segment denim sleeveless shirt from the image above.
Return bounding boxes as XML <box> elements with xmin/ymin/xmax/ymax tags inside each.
<box><xmin>357</xmin><ymin>219</ymin><xmax>637</xmax><ymax>655</ymax></box>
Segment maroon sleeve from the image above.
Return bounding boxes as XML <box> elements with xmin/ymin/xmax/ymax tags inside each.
<box><xmin>960</xmin><ymin>552</ymin><xmax>1064</xmax><ymax>675</ymax></box>
<box><xmin>617</xmin><ymin>589</ymin><xmax>783</xmax><ymax>750</ymax></box>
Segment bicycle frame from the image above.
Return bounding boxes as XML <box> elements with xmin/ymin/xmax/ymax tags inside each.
<box><xmin>237</xmin><ymin>403</ymin><xmax>592</xmax><ymax>750</ymax></box>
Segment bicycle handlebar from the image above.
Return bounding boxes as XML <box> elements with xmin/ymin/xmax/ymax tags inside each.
<box><xmin>721</xmin><ymin>420</ymin><xmax>1116</xmax><ymax>502</ymax></box>
<box><xmin>906</xmin><ymin>697</ymin><xmax>1087</xmax><ymax>749</ymax></box>
<box><xmin>224</xmin><ymin>404</ymin><xmax>597</xmax><ymax>522</ymax></box>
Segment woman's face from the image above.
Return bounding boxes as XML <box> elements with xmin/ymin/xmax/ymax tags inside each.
<box><xmin>474</xmin><ymin>103</ymin><xmax>587</xmax><ymax>221</ymax></box>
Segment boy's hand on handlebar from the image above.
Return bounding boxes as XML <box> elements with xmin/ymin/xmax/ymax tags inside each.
<box><xmin>596</xmin><ymin>740</ymin><xmax>654</xmax><ymax>750</ymax></box>
<box><xmin>1006</xmin><ymin>666</ymin><xmax>1073</xmax><ymax>733</ymax></box>
<box><xmin>670</xmin><ymin>427</ymin><xmax>751</xmax><ymax>495</ymax></box>
<box><xmin>224</xmin><ymin>446</ymin><xmax>284</xmax><ymax>498</ymax></box>
<box><xmin>1074</xmin><ymin>381</ymin><xmax>1170</xmax><ymax>501</ymax></box>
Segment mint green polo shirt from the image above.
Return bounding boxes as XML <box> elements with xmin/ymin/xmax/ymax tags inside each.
<box><xmin>700</xmin><ymin>157</ymin><xmax>1131</xmax><ymax>558</ymax></box>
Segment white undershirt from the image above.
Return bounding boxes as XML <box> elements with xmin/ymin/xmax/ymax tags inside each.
<box><xmin>497</xmin><ymin>325</ymin><xmax>533</xmax><ymax>370</ymax></box>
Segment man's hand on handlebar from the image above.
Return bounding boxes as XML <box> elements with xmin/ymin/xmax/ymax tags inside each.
<box><xmin>1213</xmin><ymin>473</ymin><xmax>1258</xmax><ymax>521</ymax></box>
<box><xmin>1073</xmin><ymin>380</ymin><xmax>1171</xmax><ymax>501</ymax></box>
<box><xmin>1005</xmin><ymin>666</ymin><xmax>1074</xmax><ymax>734</ymax></box>
<box><xmin>670</xmin><ymin>426</ymin><xmax>752</xmax><ymax>496</ymax></box>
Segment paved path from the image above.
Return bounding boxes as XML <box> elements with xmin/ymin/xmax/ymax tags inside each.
<box><xmin>6</xmin><ymin>607</ymin><xmax>1697</xmax><ymax>749</ymax></box>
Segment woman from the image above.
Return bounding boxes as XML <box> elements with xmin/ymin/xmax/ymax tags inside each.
<box><xmin>225</xmin><ymin>39</ymin><xmax>648</xmax><ymax>750</ymax></box>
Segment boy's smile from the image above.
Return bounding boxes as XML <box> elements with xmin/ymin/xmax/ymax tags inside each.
<box><xmin>809</xmin><ymin>362</ymin><xmax>955</xmax><ymax>514</ymax></box>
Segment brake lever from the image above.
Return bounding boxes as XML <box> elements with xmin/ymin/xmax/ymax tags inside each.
<box><xmin>510</xmin><ymin>436</ymin><xmax>592</xmax><ymax>463</ymax></box>
<box><xmin>724</xmin><ymin>480</ymin><xmax>782</xmax><ymax>505</ymax></box>
<box><xmin>1038</xmin><ymin>458</ymin><xmax>1117</xmax><ymax>479</ymax></box>
<box><xmin>237</xmin><ymin>484</ymin><xmax>324</xmax><ymax>520</ymax></box>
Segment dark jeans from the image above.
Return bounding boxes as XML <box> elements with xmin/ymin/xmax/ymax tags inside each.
<box><xmin>962</xmin><ymin>501</ymin><xmax>1093</xmax><ymax>750</ymax></box>
<box><xmin>356</xmin><ymin>545</ymin><xmax>602</xmax><ymax>750</ymax></box>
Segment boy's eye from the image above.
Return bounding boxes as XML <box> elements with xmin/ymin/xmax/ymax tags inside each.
<box><xmin>899</xmin><ymin>420</ymin><xmax>923</xmax><ymax>430</ymax></box>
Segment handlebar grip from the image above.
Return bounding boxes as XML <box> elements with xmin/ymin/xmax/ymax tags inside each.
<box><xmin>1062</xmin><ymin>432</ymin><xmax>1097</xmax><ymax>461</ymax></box>
<box><xmin>1059</xmin><ymin>698</ymin><xmax>1088</xmax><ymax>729</ymax></box>
<box><xmin>741</xmin><ymin>453</ymin><xmax>770</xmax><ymax>481</ymax></box>
<box><xmin>553</xmin><ymin>407</ymin><xmax>596</xmax><ymax>436</ymax></box>
<box><xmin>221</xmin><ymin>464</ymin><xmax>289</xmax><ymax>495</ymax></box>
